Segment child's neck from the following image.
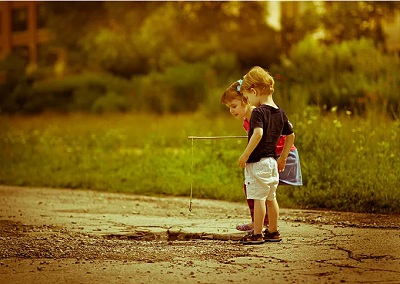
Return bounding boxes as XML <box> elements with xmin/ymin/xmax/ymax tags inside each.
<box><xmin>259</xmin><ymin>95</ymin><xmax>278</xmax><ymax>108</ymax></box>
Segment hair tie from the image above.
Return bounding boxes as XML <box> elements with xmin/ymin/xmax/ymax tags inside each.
<box><xmin>236</xmin><ymin>79</ymin><xmax>243</xmax><ymax>92</ymax></box>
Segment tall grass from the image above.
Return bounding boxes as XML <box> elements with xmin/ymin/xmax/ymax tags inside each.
<box><xmin>0</xmin><ymin>110</ymin><xmax>399</xmax><ymax>213</ymax></box>
<box><xmin>288</xmin><ymin>107</ymin><xmax>400</xmax><ymax>213</ymax></box>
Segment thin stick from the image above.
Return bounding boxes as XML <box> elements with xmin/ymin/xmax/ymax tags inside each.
<box><xmin>187</xmin><ymin>135</ymin><xmax>247</xmax><ymax>140</ymax></box>
<box><xmin>189</xmin><ymin>137</ymin><xmax>194</xmax><ymax>212</ymax></box>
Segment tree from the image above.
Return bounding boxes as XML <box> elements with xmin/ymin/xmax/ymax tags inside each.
<box><xmin>43</xmin><ymin>2</ymin><xmax>282</xmax><ymax>76</ymax></box>
<box><xmin>280</xmin><ymin>2</ymin><xmax>320</xmax><ymax>54</ymax></box>
<box><xmin>43</xmin><ymin>2</ymin><xmax>108</xmax><ymax>67</ymax></box>
<box><xmin>321</xmin><ymin>1</ymin><xmax>400</xmax><ymax>50</ymax></box>
<box><xmin>80</xmin><ymin>2</ymin><xmax>159</xmax><ymax>77</ymax></box>
<box><xmin>217</xmin><ymin>2</ymin><xmax>282</xmax><ymax>70</ymax></box>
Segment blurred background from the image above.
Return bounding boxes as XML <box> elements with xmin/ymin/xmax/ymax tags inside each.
<box><xmin>0</xmin><ymin>1</ymin><xmax>399</xmax><ymax>214</ymax></box>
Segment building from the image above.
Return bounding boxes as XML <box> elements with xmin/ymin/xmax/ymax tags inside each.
<box><xmin>0</xmin><ymin>1</ymin><xmax>62</xmax><ymax>72</ymax></box>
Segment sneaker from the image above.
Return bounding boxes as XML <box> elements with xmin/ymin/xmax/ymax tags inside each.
<box><xmin>263</xmin><ymin>230</ymin><xmax>282</xmax><ymax>242</ymax></box>
<box><xmin>242</xmin><ymin>233</ymin><xmax>264</xmax><ymax>245</ymax></box>
<box><xmin>236</xmin><ymin>223</ymin><xmax>254</xmax><ymax>232</ymax></box>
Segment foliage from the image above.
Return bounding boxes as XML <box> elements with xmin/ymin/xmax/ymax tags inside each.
<box><xmin>79</xmin><ymin>2</ymin><xmax>158</xmax><ymax>77</ymax></box>
<box><xmin>0</xmin><ymin>111</ymin><xmax>399</xmax><ymax>214</ymax></box>
<box><xmin>2</xmin><ymin>36</ymin><xmax>399</xmax><ymax>117</ymax></box>
<box><xmin>280</xmin><ymin>2</ymin><xmax>321</xmax><ymax>53</ymax></box>
<box><xmin>4</xmin><ymin>2</ymin><xmax>399</xmax><ymax>117</ymax></box>
<box><xmin>271</xmin><ymin>37</ymin><xmax>400</xmax><ymax>117</ymax></box>
<box><xmin>0</xmin><ymin>55</ymin><xmax>36</xmax><ymax>114</ymax></box>
<box><xmin>41</xmin><ymin>1</ymin><xmax>400</xmax><ymax>77</ymax></box>
<box><xmin>132</xmin><ymin>53</ymin><xmax>239</xmax><ymax>114</ymax></box>
<box><xmin>133</xmin><ymin>63</ymin><xmax>209</xmax><ymax>114</ymax></box>
<box><xmin>286</xmin><ymin>106</ymin><xmax>400</xmax><ymax>213</ymax></box>
<box><xmin>43</xmin><ymin>2</ymin><xmax>108</xmax><ymax>67</ymax></box>
<box><xmin>1</xmin><ymin>73</ymin><xmax>134</xmax><ymax>114</ymax></box>
<box><xmin>0</xmin><ymin>52</ymin><xmax>240</xmax><ymax>115</ymax></box>
<box><xmin>43</xmin><ymin>2</ymin><xmax>281</xmax><ymax>76</ymax></box>
<box><xmin>321</xmin><ymin>1</ymin><xmax>400</xmax><ymax>49</ymax></box>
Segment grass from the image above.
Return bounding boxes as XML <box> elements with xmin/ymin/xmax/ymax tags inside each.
<box><xmin>1</xmin><ymin>109</ymin><xmax>399</xmax><ymax>213</ymax></box>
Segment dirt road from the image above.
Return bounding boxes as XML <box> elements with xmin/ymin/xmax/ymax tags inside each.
<box><xmin>0</xmin><ymin>185</ymin><xmax>399</xmax><ymax>284</ymax></box>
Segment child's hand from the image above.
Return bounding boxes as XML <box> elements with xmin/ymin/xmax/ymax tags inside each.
<box><xmin>277</xmin><ymin>156</ymin><xmax>287</xmax><ymax>172</ymax></box>
<box><xmin>239</xmin><ymin>154</ymin><xmax>248</xmax><ymax>168</ymax></box>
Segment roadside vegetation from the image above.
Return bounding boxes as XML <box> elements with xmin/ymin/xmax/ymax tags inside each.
<box><xmin>1</xmin><ymin>107</ymin><xmax>399</xmax><ymax>213</ymax></box>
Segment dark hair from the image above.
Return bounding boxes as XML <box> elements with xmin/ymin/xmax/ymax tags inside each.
<box><xmin>221</xmin><ymin>81</ymin><xmax>248</xmax><ymax>105</ymax></box>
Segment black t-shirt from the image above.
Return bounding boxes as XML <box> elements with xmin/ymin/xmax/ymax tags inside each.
<box><xmin>247</xmin><ymin>105</ymin><xmax>293</xmax><ymax>163</ymax></box>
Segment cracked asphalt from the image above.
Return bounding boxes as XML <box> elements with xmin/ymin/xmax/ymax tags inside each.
<box><xmin>0</xmin><ymin>185</ymin><xmax>399</xmax><ymax>284</ymax></box>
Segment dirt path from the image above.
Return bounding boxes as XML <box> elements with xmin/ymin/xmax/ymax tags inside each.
<box><xmin>0</xmin><ymin>185</ymin><xmax>399</xmax><ymax>284</ymax></box>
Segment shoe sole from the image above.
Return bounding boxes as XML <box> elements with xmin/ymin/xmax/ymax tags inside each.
<box><xmin>264</xmin><ymin>238</ymin><xmax>282</xmax><ymax>242</ymax></box>
<box><xmin>242</xmin><ymin>240</ymin><xmax>265</xmax><ymax>245</ymax></box>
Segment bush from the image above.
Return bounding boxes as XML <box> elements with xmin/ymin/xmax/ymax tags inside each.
<box><xmin>0</xmin><ymin>55</ymin><xmax>33</xmax><ymax>114</ymax></box>
<box><xmin>132</xmin><ymin>52</ymin><xmax>240</xmax><ymax>114</ymax></box>
<box><xmin>1</xmin><ymin>72</ymin><xmax>134</xmax><ymax>114</ymax></box>
<box><xmin>283</xmin><ymin>106</ymin><xmax>400</xmax><ymax>213</ymax></box>
<box><xmin>272</xmin><ymin>37</ymin><xmax>400</xmax><ymax>117</ymax></box>
<box><xmin>133</xmin><ymin>62</ymin><xmax>214</xmax><ymax>114</ymax></box>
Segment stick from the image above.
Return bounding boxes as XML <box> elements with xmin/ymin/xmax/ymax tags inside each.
<box><xmin>187</xmin><ymin>135</ymin><xmax>247</xmax><ymax>140</ymax></box>
<box><xmin>189</xmin><ymin>137</ymin><xmax>194</xmax><ymax>212</ymax></box>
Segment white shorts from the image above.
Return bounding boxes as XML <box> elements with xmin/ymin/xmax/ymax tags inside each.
<box><xmin>244</xmin><ymin>157</ymin><xmax>279</xmax><ymax>201</ymax></box>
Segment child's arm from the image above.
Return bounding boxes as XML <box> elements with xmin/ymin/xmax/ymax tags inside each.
<box><xmin>239</xmin><ymin>127</ymin><xmax>263</xmax><ymax>168</ymax></box>
<box><xmin>277</xmin><ymin>133</ymin><xmax>295</xmax><ymax>172</ymax></box>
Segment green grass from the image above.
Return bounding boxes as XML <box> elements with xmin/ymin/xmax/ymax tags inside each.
<box><xmin>1</xmin><ymin>109</ymin><xmax>399</xmax><ymax>213</ymax></box>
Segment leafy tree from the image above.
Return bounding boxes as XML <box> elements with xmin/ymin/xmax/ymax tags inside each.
<box><xmin>321</xmin><ymin>1</ymin><xmax>400</xmax><ymax>50</ymax></box>
<box><xmin>80</xmin><ymin>2</ymin><xmax>158</xmax><ymax>77</ymax></box>
<box><xmin>280</xmin><ymin>2</ymin><xmax>321</xmax><ymax>54</ymax></box>
<box><xmin>43</xmin><ymin>2</ymin><xmax>108</xmax><ymax>67</ymax></box>
<box><xmin>217</xmin><ymin>2</ymin><xmax>281</xmax><ymax>70</ymax></box>
<box><xmin>43</xmin><ymin>2</ymin><xmax>282</xmax><ymax>76</ymax></box>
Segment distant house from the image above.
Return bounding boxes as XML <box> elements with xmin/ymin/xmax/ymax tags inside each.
<box><xmin>0</xmin><ymin>1</ymin><xmax>64</xmax><ymax>73</ymax></box>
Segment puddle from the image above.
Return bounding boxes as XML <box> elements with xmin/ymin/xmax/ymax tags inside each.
<box><xmin>104</xmin><ymin>229</ymin><xmax>243</xmax><ymax>242</ymax></box>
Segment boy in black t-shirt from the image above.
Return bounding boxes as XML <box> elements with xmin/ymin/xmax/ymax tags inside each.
<box><xmin>239</xmin><ymin>66</ymin><xmax>295</xmax><ymax>245</ymax></box>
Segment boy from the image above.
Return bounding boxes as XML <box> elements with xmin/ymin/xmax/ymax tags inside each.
<box><xmin>238</xmin><ymin>66</ymin><xmax>295</xmax><ymax>244</ymax></box>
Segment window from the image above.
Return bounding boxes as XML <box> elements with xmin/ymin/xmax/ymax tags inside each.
<box><xmin>37</xmin><ymin>4</ymin><xmax>47</xmax><ymax>29</ymax></box>
<box><xmin>11</xmin><ymin>8</ymin><xmax>28</xmax><ymax>32</ymax></box>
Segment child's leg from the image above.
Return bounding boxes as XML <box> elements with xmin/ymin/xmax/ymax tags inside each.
<box><xmin>237</xmin><ymin>184</ymin><xmax>255</xmax><ymax>231</ymax></box>
<box><xmin>253</xmin><ymin>199</ymin><xmax>266</xmax><ymax>235</ymax></box>
<box><xmin>266</xmin><ymin>199</ymin><xmax>279</xmax><ymax>233</ymax></box>
<box><xmin>244</xmin><ymin>184</ymin><xmax>255</xmax><ymax>223</ymax></box>
<box><xmin>264</xmin><ymin>200</ymin><xmax>269</xmax><ymax>227</ymax></box>
<box><xmin>247</xmin><ymin>183</ymin><xmax>268</xmax><ymax>228</ymax></box>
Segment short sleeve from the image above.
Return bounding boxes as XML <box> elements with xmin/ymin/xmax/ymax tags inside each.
<box><xmin>281</xmin><ymin>111</ymin><xmax>294</xmax><ymax>135</ymax></box>
<box><xmin>250</xmin><ymin>108</ymin><xmax>265</xmax><ymax>130</ymax></box>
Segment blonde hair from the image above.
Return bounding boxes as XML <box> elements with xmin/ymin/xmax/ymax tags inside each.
<box><xmin>221</xmin><ymin>81</ymin><xmax>249</xmax><ymax>105</ymax></box>
<box><xmin>241</xmin><ymin>66</ymin><xmax>274</xmax><ymax>96</ymax></box>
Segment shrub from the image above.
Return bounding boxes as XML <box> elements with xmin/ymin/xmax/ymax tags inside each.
<box><xmin>0</xmin><ymin>55</ymin><xmax>33</xmax><ymax>114</ymax></box>
<box><xmin>1</xmin><ymin>72</ymin><xmax>134</xmax><ymax>114</ymax></box>
<box><xmin>272</xmin><ymin>37</ymin><xmax>400</xmax><ymax>117</ymax></box>
<box><xmin>132</xmin><ymin>52</ymin><xmax>240</xmax><ymax>114</ymax></box>
<box><xmin>133</xmin><ymin>62</ymin><xmax>214</xmax><ymax>114</ymax></box>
